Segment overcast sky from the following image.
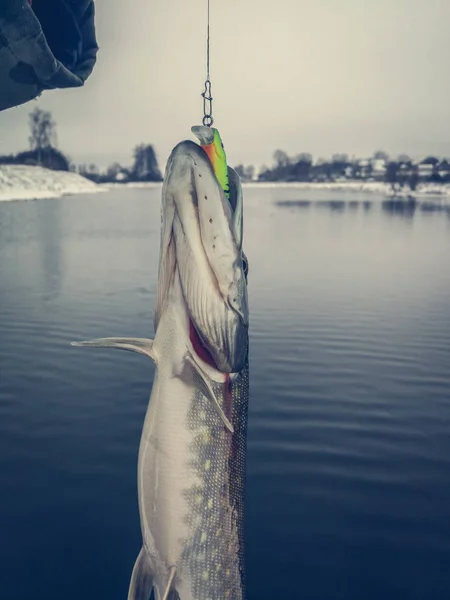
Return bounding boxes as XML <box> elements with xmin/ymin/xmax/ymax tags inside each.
<box><xmin>1</xmin><ymin>0</ymin><xmax>449</xmax><ymax>170</ymax></box>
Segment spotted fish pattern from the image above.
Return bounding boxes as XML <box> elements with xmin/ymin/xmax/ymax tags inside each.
<box><xmin>180</xmin><ymin>361</ymin><xmax>249</xmax><ymax>600</ymax></box>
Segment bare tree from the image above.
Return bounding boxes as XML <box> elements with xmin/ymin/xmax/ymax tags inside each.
<box><xmin>28</xmin><ymin>108</ymin><xmax>57</xmax><ymax>165</ymax></box>
<box><xmin>273</xmin><ymin>149</ymin><xmax>290</xmax><ymax>168</ymax></box>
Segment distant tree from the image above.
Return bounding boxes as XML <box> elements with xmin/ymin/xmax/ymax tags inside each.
<box><xmin>106</xmin><ymin>162</ymin><xmax>125</xmax><ymax>181</ymax></box>
<box><xmin>291</xmin><ymin>153</ymin><xmax>312</xmax><ymax>181</ymax></box>
<box><xmin>311</xmin><ymin>160</ymin><xmax>333</xmax><ymax>181</ymax></box>
<box><xmin>28</xmin><ymin>108</ymin><xmax>57</xmax><ymax>165</ymax></box>
<box><xmin>397</xmin><ymin>154</ymin><xmax>411</xmax><ymax>164</ymax></box>
<box><xmin>79</xmin><ymin>163</ymin><xmax>101</xmax><ymax>182</ymax></box>
<box><xmin>332</xmin><ymin>153</ymin><xmax>349</xmax><ymax>164</ymax></box>
<box><xmin>234</xmin><ymin>165</ymin><xmax>244</xmax><ymax>178</ymax></box>
<box><xmin>373</xmin><ymin>150</ymin><xmax>390</xmax><ymax>161</ymax></box>
<box><xmin>330</xmin><ymin>153</ymin><xmax>351</xmax><ymax>179</ymax></box>
<box><xmin>295</xmin><ymin>152</ymin><xmax>313</xmax><ymax>164</ymax></box>
<box><xmin>244</xmin><ymin>165</ymin><xmax>255</xmax><ymax>181</ymax></box>
<box><xmin>132</xmin><ymin>144</ymin><xmax>162</xmax><ymax>181</ymax></box>
<box><xmin>273</xmin><ymin>149</ymin><xmax>290</xmax><ymax>168</ymax></box>
<box><xmin>258</xmin><ymin>165</ymin><xmax>272</xmax><ymax>182</ymax></box>
<box><xmin>234</xmin><ymin>164</ymin><xmax>255</xmax><ymax>181</ymax></box>
<box><xmin>421</xmin><ymin>156</ymin><xmax>439</xmax><ymax>165</ymax></box>
<box><xmin>0</xmin><ymin>154</ymin><xmax>16</xmax><ymax>165</ymax></box>
<box><xmin>408</xmin><ymin>168</ymin><xmax>419</xmax><ymax>192</ymax></box>
<box><xmin>15</xmin><ymin>147</ymin><xmax>69</xmax><ymax>171</ymax></box>
<box><xmin>385</xmin><ymin>161</ymin><xmax>401</xmax><ymax>194</ymax></box>
<box><xmin>26</xmin><ymin>107</ymin><xmax>69</xmax><ymax>170</ymax></box>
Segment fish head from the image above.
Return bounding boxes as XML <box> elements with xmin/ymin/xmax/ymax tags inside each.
<box><xmin>155</xmin><ymin>136</ymin><xmax>248</xmax><ymax>374</ymax></box>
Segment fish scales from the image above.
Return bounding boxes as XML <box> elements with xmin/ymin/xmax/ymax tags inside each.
<box><xmin>180</xmin><ymin>361</ymin><xmax>249</xmax><ymax>600</ymax></box>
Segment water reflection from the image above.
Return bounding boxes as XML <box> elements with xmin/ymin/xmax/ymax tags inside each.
<box><xmin>319</xmin><ymin>200</ymin><xmax>346</xmax><ymax>211</ymax></box>
<box><xmin>382</xmin><ymin>197</ymin><xmax>417</xmax><ymax>219</ymax></box>
<box><xmin>37</xmin><ymin>201</ymin><xmax>63</xmax><ymax>301</ymax></box>
<box><xmin>276</xmin><ymin>200</ymin><xmax>311</xmax><ymax>209</ymax></box>
<box><xmin>275</xmin><ymin>196</ymin><xmax>450</xmax><ymax>219</ymax></box>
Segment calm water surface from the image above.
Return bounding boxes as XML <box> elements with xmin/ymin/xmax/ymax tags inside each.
<box><xmin>1</xmin><ymin>187</ymin><xmax>450</xmax><ymax>600</ymax></box>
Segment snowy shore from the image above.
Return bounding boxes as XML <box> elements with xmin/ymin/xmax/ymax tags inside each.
<box><xmin>1</xmin><ymin>165</ymin><xmax>450</xmax><ymax>203</ymax></box>
<box><xmin>0</xmin><ymin>165</ymin><xmax>103</xmax><ymax>202</ymax></box>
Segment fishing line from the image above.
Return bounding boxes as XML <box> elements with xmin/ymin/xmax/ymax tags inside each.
<box><xmin>201</xmin><ymin>0</ymin><xmax>213</xmax><ymax>126</ymax></box>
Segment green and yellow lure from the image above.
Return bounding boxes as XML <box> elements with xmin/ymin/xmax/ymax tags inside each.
<box><xmin>191</xmin><ymin>125</ymin><xmax>230</xmax><ymax>200</ymax></box>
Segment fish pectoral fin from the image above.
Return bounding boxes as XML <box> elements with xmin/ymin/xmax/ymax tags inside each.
<box><xmin>185</xmin><ymin>353</ymin><xmax>234</xmax><ymax>434</ymax></box>
<box><xmin>127</xmin><ymin>548</ymin><xmax>154</xmax><ymax>600</ymax></box>
<box><xmin>161</xmin><ymin>566</ymin><xmax>177</xmax><ymax>600</ymax></box>
<box><xmin>71</xmin><ymin>337</ymin><xmax>156</xmax><ymax>362</ymax></box>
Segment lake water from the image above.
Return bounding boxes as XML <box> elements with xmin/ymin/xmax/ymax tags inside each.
<box><xmin>1</xmin><ymin>186</ymin><xmax>450</xmax><ymax>600</ymax></box>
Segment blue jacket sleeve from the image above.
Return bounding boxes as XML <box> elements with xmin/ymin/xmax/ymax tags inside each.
<box><xmin>0</xmin><ymin>0</ymin><xmax>98</xmax><ymax>111</ymax></box>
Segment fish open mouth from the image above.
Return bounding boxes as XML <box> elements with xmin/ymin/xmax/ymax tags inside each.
<box><xmin>155</xmin><ymin>139</ymin><xmax>249</xmax><ymax>374</ymax></box>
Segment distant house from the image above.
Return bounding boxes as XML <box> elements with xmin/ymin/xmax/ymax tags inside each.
<box><xmin>437</xmin><ymin>159</ymin><xmax>450</xmax><ymax>182</ymax></box>
<box><xmin>310</xmin><ymin>161</ymin><xmax>332</xmax><ymax>182</ymax></box>
<box><xmin>417</xmin><ymin>156</ymin><xmax>439</xmax><ymax>180</ymax></box>
<box><xmin>115</xmin><ymin>171</ymin><xmax>128</xmax><ymax>182</ymax></box>
<box><xmin>357</xmin><ymin>159</ymin><xmax>372</xmax><ymax>179</ymax></box>
<box><xmin>370</xmin><ymin>158</ymin><xmax>387</xmax><ymax>180</ymax></box>
<box><xmin>398</xmin><ymin>162</ymin><xmax>414</xmax><ymax>184</ymax></box>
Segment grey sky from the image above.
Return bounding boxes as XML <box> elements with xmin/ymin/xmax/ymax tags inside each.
<box><xmin>1</xmin><ymin>0</ymin><xmax>449</xmax><ymax>170</ymax></box>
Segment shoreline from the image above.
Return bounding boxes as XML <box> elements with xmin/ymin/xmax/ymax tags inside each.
<box><xmin>1</xmin><ymin>164</ymin><xmax>449</xmax><ymax>202</ymax></box>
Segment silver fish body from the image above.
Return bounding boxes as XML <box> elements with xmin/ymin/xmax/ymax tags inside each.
<box><xmin>72</xmin><ymin>136</ymin><xmax>249</xmax><ymax>600</ymax></box>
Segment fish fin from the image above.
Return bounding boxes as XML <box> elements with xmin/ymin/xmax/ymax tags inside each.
<box><xmin>127</xmin><ymin>548</ymin><xmax>154</xmax><ymax>600</ymax></box>
<box><xmin>161</xmin><ymin>566</ymin><xmax>177</xmax><ymax>600</ymax></box>
<box><xmin>185</xmin><ymin>353</ymin><xmax>234</xmax><ymax>433</ymax></box>
<box><xmin>71</xmin><ymin>337</ymin><xmax>156</xmax><ymax>362</ymax></box>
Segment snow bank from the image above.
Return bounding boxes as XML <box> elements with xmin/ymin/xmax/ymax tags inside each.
<box><xmin>0</xmin><ymin>165</ymin><xmax>103</xmax><ymax>202</ymax></box>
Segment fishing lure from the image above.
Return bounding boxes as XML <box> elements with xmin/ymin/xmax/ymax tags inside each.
<box><xmin>191</xmin><ymin>125</ymin><xmax>231</xmax><ymax>200</ymax></box>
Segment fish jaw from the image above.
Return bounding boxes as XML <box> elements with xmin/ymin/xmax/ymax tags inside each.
<box><xmin>156</xmin><ymin>140</ymin><xmax>248</xmax><ymax>374</ymax></box>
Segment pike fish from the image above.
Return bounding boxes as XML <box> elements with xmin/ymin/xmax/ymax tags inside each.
<box><xmin>72</xmin><ymin>125</ymin><xmax>250</xmax><ymax>600</ymax></box>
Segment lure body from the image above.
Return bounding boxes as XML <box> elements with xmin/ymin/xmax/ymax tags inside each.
<box><xmin>191</xmin><ymin>126</ymin><xmax>230</xmax><ymax>200</ymax></box>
